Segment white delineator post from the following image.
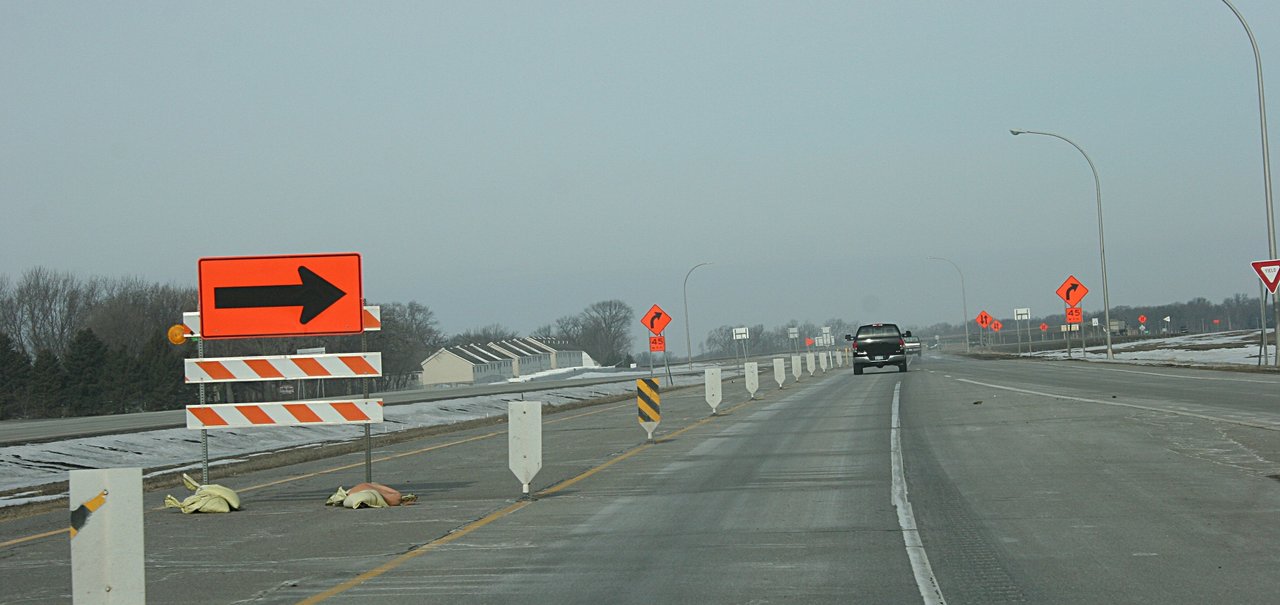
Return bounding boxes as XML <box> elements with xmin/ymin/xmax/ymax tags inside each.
<box><xmin>70</xmin><ymin>468</ymin><xmax>145</xmax><ymax>605</ymax></box>
<box><xmin>508</xmin><ymin>401</ymin><xmax>543</xmax><ymax>498</ymax></box>
<box><xmin>744</xmin><ymin>362</ymin><xmax>759</xmax><ymax>399</ymax></box>
<box><xmin>772</xmin><ymin>358</ymin><xmax>785</xmax><ymax>388</ymax></box>
<box><xmin>704</xmin><ymin>368</ymin><xmax>723</xmax><ymax>415</ymax></box>
<box><xmin>806</xmin><ymin>352</ymin><xmax>817</xmax><ymax>376</ymax></box>
<box><xmin>791</xmin><ymin>355</ymin><xmax>802</xmax><ymax>381</ymax></box>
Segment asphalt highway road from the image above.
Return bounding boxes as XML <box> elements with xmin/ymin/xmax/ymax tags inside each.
<box><xmin>2</xmin><ymin>353</ymin><xmax>1279</xmax><ymax>603</ymax></box>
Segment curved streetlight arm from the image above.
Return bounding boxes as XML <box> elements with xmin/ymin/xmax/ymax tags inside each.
<box><xmin>927</xmin><ymin>256</ymin><xmax>970</xmax><ymax>353</ymax></box>
<box><xmin>1011</xmin><ymin>129</ymin><xmax>1114</xmax><ymax>359</ymax></box>
<box><xmin>1220</xmin><ymin>0</ymin><xmax>1277</xmax><ymax>364</ymax></box>
<box><xmin>683</xmin><ymin>262</ymin><xmax>713</xmax><ymax>371</ymax></box>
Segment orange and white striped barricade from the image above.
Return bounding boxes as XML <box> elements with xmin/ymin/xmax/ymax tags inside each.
<box><xmin>184</xmin><ymin>353</ymin><xmax>381</xmax><ymax>383</ymax></box>
<box><xmin>186</xmin><ymin>399</ymin><xmax>384</xmax><ymax>430</ymax></box>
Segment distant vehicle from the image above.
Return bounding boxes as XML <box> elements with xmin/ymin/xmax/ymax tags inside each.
<box><xmin>903</xmin><ymin>335</ymin><xmax>922</xmax><ymax>357</ymax></box>
<box><xmin>848</xmin><ymin>323</ymin><xmax>908</xmax><ymax>375</ymax></box>
<box><xmin>1108</xmin><ymin>320</ymin><xmax>1128</xmax><ymax>336</ymax></box>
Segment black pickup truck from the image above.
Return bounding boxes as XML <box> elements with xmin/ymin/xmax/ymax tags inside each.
<box><xmin>846</xmin><ymin>323</ymin><xmax>909</xmax><ymax>375</ymax></box>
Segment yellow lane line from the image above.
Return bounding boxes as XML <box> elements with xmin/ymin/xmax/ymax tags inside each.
<box><xmin>295</xmin><ymin>499</ymin><xmax>535</xmax><ymax>605</ymax></box>
<box><xmin>0</xmin><ymin>528</ymin><xmax>66</xmax><ymax>549</ymax></box>
<box><xmin>297</xmin><ymin>396</ymin><xmax>761</xmax><ymax>603</ymax></box>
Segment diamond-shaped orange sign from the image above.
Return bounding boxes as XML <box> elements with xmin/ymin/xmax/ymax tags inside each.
<box><xmin>1056</xmin><ymin>275</ymin><xmax>1088</xmax><ymax>308</ymax></box>
<box><xmin>990</xmin><ymin>320</ymin><xmax>1003</xmax><ymax>332</ymax></box>
<box><xmin>976</xmin><ymin>310</ymin><xmax>993</xmax><ymax>328</ymax></box>
<box><xmin>642</xmin><ymin>304</ymin><xmax>671</xmax><ymax>335</ymax></box>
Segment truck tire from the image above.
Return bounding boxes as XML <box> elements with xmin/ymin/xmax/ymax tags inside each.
<box><xmin>854</xmin><ymin>366</ymin><xmax>863</xmax><ymax>375</ymax></box>
<box><xmin>897</xmin><ymin>362</ymin><xmax>908</xmax><ymax>372</ymax></box>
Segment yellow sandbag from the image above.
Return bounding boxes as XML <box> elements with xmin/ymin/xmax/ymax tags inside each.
<box><xmin>165</xmin><ymin>473</ymin><xmax>241</xmax><ymax>514</ymax></box>
<box><xmin>343</xmin><ymin>489</ymin><xmax>389</xmax><ymax>509</ymax></box>
<box><xmin>165</xmin><ymin>492</ymin><xmax>232</xmax><ymax>514</ymax></box>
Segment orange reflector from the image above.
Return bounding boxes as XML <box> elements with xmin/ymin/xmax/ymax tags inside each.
<box><xmin>167</xmin><ymin>324</ymin><xmax>187</xmax><ymax>345</ymax></box>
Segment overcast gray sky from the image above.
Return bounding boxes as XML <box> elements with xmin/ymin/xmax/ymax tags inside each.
<box><xmin>3</xmin><ymin>1</ymin><xmax>1279</xmax><ymax>344</ymax></box>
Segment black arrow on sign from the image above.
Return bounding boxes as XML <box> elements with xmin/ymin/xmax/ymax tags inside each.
<box><xmin>648</xmin><ymin>310</ymin><xmax>664</xmax><ymax>330</ymax></box>
<box><xmin>1065</xmin><ymin>283</ymin><xmax>1079</xmax><ymax>302</ymax></box>
<box><xmin>214</xmin><ymin>266</ymin><xmax>346</xmax><ymax>324</ymax></box>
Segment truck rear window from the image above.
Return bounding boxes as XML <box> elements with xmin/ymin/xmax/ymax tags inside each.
<box><xmin>856</xmin><ymin>326</ymin><xmax>900</xmax><ymax>338</ymax></box>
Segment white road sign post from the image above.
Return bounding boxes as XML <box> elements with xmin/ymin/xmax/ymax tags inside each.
<box><xmin>744</xmin><ymin>362</ymin><xmax>759</xmax><ymax>399</ymax></box>
<box><xmin>791</xmin><ymin>355</ymin><xmax>802</xmax><ymax>381</ymax></box>
<box><xmin>788</xmin><ymin>327</ymin><xmax>799</xmax><ymax>356</ymax></box>
<box><xmin>806</xmin><ymin>352</ymin><xmax>816</xmax><ymax>376</ymax></box>
<box><xmin>819</xmin><ymin>351</ymin><xmax>829</xmax><ymax>372</ymax></box>
<box><xmin>773</xmin><ymin>358</ymin><xmax>786</xmax><ymax>388</ymax></box>
<box><xmin>1014</xmin><ymin>307</ymin><xmax>1030</xmax><ymax>356</ymax></box>
<box><xmin>71</xmin><ymin>468</ymin><xmax>145</xmax><ymax>605</ymax></box>
<box><xmin>508</xmin><ymin>401</ymin><xmax>542</xmax><ymax>498</ymax></box>
<box><xmin>704</xmin><ymin>368</ymin><xmax>722</xmax><ymax>415</ymax></box>
<box><xmin>835</xmin><ymin>350</ymin><xmax>844</xmax><ymax>367</ymax></box>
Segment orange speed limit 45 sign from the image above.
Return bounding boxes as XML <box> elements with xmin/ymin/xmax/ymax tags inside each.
<box><xmin>649</xmin><ymin>336</ymin><xmax>666</xmax><ymax>352</ymax></box>
<box><xmin>198</xmin><ymin>253</ymin><xmax>363</xmax><ymax>339</ymax></box>
<box><xmin>1066</xmin><ymin>307</ymin><xmax>1083</xmax><ymax>324</ymax></box>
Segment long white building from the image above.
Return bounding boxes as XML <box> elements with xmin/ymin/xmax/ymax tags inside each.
<box><xmin>418</xmin><ymin>337</ymin><xmax>592</xmax><ymax>387</ymax></box>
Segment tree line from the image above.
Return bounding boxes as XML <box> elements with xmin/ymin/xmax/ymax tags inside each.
<box><xmin>0</xmin><ymin>268</ymin><xmax>638</xmax><ymax>420</ymax></box>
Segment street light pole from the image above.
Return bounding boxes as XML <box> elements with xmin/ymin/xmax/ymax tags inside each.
<box><xmin>1220</xmin><ymin>0</ymin><xmax>1278</xmax><ymax>365</ymax></box>
<box><xmin>927</xmin><ymin>256</ymin><xmax>970</xmax><ymax>353</ymax></box>
<box><xmin>683</xmin><ymin>262</ymin><xmax>712</xmax><ymax>371</ymax></box>
<box><xmin>1011</xmin><ymin>129</ymin><xmax>1115</xmax><ymax>360</ymax></box>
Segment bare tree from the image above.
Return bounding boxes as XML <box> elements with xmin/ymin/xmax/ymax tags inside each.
<box><xmin>578</xmin><ymin>300</ymin><xmax>633</xmax><ymax>365</ymax></box>
<box><xmin>375</xmin><ymin>301</ymin><xmax>445</xmax><ymax>389</ymax></box>
<box><xmin>447</xmin><ymin>323</ymin><xmax>519</xmax><ymax>347</ymax></box>
<box><xmin>87</xmin><ymin>277</ymin><xmax>196</xmax><ymax>354</ymax></box>
<box><xmin>11</xmin><ymin>268</ymin><xmax>102</xmax><ymax>357</ymax></box>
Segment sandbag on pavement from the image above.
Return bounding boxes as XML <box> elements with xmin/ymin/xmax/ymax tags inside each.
<box><xmin>164</xmin><ymin>473</ymin><xmax>242</xmax><ymax>514</ymax></box>
<box><xmin>325</xmin><ymin>482</ymin><xmax>416</xmax><ymax>509</ymax></box>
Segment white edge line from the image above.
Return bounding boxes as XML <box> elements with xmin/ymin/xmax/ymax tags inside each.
<box><xmin>953</xmin><ymin>378</ymin><xmax>1280</xmax><ymax>432</ymax></box>
<box><xmin>891</xmin><ymin>382</ymin><xmax>947</xmax><ymax>605</ymax></box>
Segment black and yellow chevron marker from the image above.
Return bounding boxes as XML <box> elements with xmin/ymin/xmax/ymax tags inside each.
<box><xmin>637</xmin><ymin>378</ymin><xmax>660</xmax><ymax>441</ymax></box>
<box><xmin>69</xmin><ymin>489</ymin><xmax>108</xmax><ymax>538</ymax></box>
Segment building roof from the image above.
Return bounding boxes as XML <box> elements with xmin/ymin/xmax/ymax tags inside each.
<box><xmin>422</xmin><ymin>337</ymin><xmax>578</xmax><ymax>368</ymax></box>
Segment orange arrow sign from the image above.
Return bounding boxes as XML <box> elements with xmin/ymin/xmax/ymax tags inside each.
<box><xmin>1056</xmin><ymin>275</ymin><xmax>1089</xmax><ymax>307</ymax></box>
<box><xmin>642</xmin><ymin>304</ymin><xmax>671</xmax><ymax>335</ymax></box>
<box><xmin>198</xmin><ymin>253</ymin><xmax>363</xmax><ymax>339</ymax></box>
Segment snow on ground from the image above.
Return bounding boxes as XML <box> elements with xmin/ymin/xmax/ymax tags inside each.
<box><xmin>1030</xmin><ymin>330</ymin><xmax>1272</xmax><ymax>366</ymax></box>
<box><xmin>0</xmin><ymin>371</ymin><xmax>705</xmax><ymax>506</ymax></box>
